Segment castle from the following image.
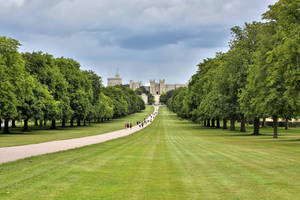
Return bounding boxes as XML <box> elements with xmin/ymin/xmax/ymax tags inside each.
<box><xmin>107</xmin><ymin>74</ymin><xmax>187</xmax><ymax>96</ymax></box>
<box><xmin>130</xmin><ymin>79</ymin><xmax>187</xmax><ymax>96</ymax></box>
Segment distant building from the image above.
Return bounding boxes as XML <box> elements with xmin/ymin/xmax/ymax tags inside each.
<box><xmin>130</xmin><ymin>79</ymin><xmax>187</xmax><ymax>96</ymax></box>
<box><xmin>149</xmin><ymin>79</ymin><xmax>186</xmax><ymax>95</ymax></box>
<box><xmin>107</xmin><ymin>74</ymin><xmax>122</xmax><ymax>86</ymax></box>
<box><xmin>130</xmin><ymin>80</ymin><xmax>143</xmax><ymax>91</ymax></box>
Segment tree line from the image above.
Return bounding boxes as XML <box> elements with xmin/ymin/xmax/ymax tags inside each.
<box><xmin>0</xmin><ymin>37</ymin><xmax>145</xmax><ymax>133</ymax></box>
<box><xmin>162</xmin><ymin>0</ymin><xmax>300</xmax><ymax>138</ymax></box>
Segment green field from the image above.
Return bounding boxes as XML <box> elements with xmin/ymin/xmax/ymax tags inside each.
<box><xmin>0</xmin><ymin>106</ymin><xmax>153</xmax><ymax>148</ymax></box>
<box><xmin>1</xmin><ymin>106</ymin><xmax>299</xmax><ymax>200</ymax></box>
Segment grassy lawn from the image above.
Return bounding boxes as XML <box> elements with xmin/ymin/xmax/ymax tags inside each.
<box><xmin>0</xmin><ymin>106</ymin><xmax>299</xmax><ymax>199</ymax></box>
<box><xmin>0</xmin><ymin>106</ymin><xmax>154</xmax><ymax>148</ymax></box>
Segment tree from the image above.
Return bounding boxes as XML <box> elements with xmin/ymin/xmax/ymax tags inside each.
<box><xmin>0</xmin><ymin>57</ymin><xmax>18</xmax><ymax>133</ymax></box>
<box><xmin>104</xmin><ymin>86</ymin><xmax>128</xmax><ymax>118</ymax></box>
<box><xmin>226</xmin><ymin>22</ymin><xmax>264</xmax><ymax>134</ymax></box>
<box><xmin>160</xmin><ymin>90</ymin><xmax>174</xmax><ymax>105</ymax></box>
<box><xmin>83</xmin><ymin>70</ymin><xmax>103</xmax><ymax>105</ymax></box>
<box><xmin>95</xmin><ymin>92</ymin><xmax>114</xmax><ymax>122</ymax></box>
<box><xmin>23</xmin><ymin>52</ymin><xmax>71</xmax><ymax>129</ymax></box>
<box><xmin>249</xmin><ymin>0</ymin><xmax>300</xmax><ymax>138</ymax></box>
<box><xmin>56</xmin><ymin>57</ymin><xmax>92</xmax><ymax>126</ymax></box>
<box><xmin>0</xmin><ymin>36</ymin><xmax>26</xmax><ymax>133</ymax></box>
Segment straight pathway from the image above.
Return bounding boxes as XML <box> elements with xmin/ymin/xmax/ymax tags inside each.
<box><xmin>0</xmin><ymin>106</ymin><xmax>159</xmax><ymax>165</ymax></box>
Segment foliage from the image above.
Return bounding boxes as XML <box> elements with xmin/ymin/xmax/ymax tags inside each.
<box><xmin>166</xmin><ymin>0</ymin><xmax>300</xmax><ymax>137</ymax></box>
<box><xmin>0</xmin><ymin>37</ymin><xmax>145</xmax><ymax>133</ymax></box>
<box><xmin>159</xmin><ymin>90</ymin><xmax>174</xmax><ymax>105</ymax></box>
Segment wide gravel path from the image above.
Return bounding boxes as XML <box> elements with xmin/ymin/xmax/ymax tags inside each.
<box><xmin>0</xmin><ymin>106</ymin><xmax>159</xmax><ymax>164</ymax></box>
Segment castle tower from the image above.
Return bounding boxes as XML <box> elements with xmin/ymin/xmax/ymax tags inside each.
<box><xmin>130</xmin><ymin>80</ymin><xmax>134</xmax><ymax>90</ymax></box>
<box><xmin>149</xmin><ymin>80</ymin><xmax>156</xmax><ymax>95</ymax></box>
<box><xmin>159</xmin><ymin>79</ymin><xmax>166</xmax><ymax>94</ymax></box>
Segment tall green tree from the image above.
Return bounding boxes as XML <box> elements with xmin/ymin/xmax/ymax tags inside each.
<box><xmin>249</xmin><ymin>0</ymin><xmax>300</xmax><ymax>138</ymax></box>
<box><xmin>0</xmin><ymin>36</ymin><xmax>26</xmax><ymax>133</ymax></box>
<box><xmin>56</xmin><ymin>57</ymin><xmax>92</xmax><ymax>126</ymax></box>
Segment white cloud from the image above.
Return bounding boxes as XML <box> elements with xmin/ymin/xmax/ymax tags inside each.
<box><xmin>0</xmin><ymin>0</ymin><xmax>25</xmax><ymax>7</ymax></box>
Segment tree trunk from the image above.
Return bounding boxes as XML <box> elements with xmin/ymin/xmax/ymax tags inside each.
<box><xmin>62</xmin><ymin>118</ymin><xmax>66</xmax><ymax>128</ymax></box>
<box><xmin>212</xmin><ymin>119</ymin><xmax>215</xmax><ymax>127</ymax></box>
<box><xmin>223</xmin><ymin>119</ymin><xmax>227</xmax><ymax>129</ymax></box>
<box><xmin>35</xmin><ymin>119</ymin><xmax>38</xmax><ymax>126</ymax></box>
<box><xmin>12</xmin><ymin>119</ymin><xmax>17</xmax><ymax>128</ymax></box>
<box><xmin>44</xmin><ymin>119</ymin><xmax>47</xmax><ymax>126</ymax></box>
<box><xmin>285</xmin><ymin>119</ymin><xmax>288</xmax><ymax>130</ymax></box>
<box><xmin>230</xmin><ymin>118</ymin><xmax>235</xmax><ymax>131</ymax></box>
<box><xmin>240</xmin><ymin>117</ymin><xmax>246</xmax><ymax>132</ymax></box>
<box><xmin>203</xmin><ymin>120</ymin><xmax>207</xmax><ymax>127</ymax></box>
<box><xmin>207</xmin><ymin>119</ymin><xmax>211</xmax><ymax>127</ymax></box>
<box><xmin>70</xmin><ymin>119</ymin><xmax>74</xmax><ymax>127</ymax></box>
<box><xmin>77</xmin><ymin>119</ymin><xmax>81</xmax><ymax>126</ymax></box>
<box><xmin>273</xmin><ymin>116</ymin><xmax>278</xmax><ymax>138</ymax></box>
<box><xmin>4</xmin><ymin>119</ymin><xmax>10</xmax><ymax>134</ymax></box>
<box><xmin>216</xmin><ymin>119</ymin><xmax>221</xmax><ymax>128</ymax></box>
<box><xmin>0</xmin><ymin>119</ymin><xmax>2</xmax><ymax>131</ymax></box>
<box><xmin>262</xmin><ymin>118</ymin><xmax>266</xmax><ymax>127</ymax></box>
<box><xmin>39</xmin><ymin>120</ymin><xmax>43</xmax><ymax>128</ymax></box>
<box><xmin>253</xmin><ymin>117</ymin><xmax>260</xmax><ymax>135</ymax></box>
<box><xmin>23</xmin><ymin>119</ymin><xmax>29</xmax><ymax>132</ymax></box>
<box><xmin>51</xmin><ymin>119</ymin><xmax>56</xmax><ymax>129</ymax></box>
<box><xmin>83</xmin><ymin>120</ymin><xmax>86</xmax><ymax>126</ymax></box>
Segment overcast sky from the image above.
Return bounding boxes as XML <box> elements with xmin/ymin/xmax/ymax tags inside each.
<box><xmin>0</xmin><ymin>0</ymin><xmax>278</xmax><ymax>85</ymax></box>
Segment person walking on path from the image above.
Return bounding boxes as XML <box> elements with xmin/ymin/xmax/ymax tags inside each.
<box><xmin>130</xmin><ymin>123</ymin><xmax>132</xmax><ymax>129</ymax></box>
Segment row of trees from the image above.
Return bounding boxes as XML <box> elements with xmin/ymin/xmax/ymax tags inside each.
<box><xmin>166</xmin><ymin>0</ymin><xmax>299</xmax><ymax>138</ymax></box>
<box><xmin>0</xmin><ymin>37</ymin><xmax>145</xmax><ymax>133</ymax></box>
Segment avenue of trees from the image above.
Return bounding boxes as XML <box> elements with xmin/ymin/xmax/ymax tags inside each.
<box><xmin>0</xmin><ymin>38</ymin><xmax>145</xmax><ymax>133</ymax></box>
<box><xmin>166</xmin><ymin>0</ymin><xmax>300</xmax><ymax>138</ymax></box>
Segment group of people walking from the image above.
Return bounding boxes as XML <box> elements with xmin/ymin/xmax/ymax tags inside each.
<box><xmin>124</xmin><ymin>122</ymin><xmax>132</xmax><ymax>129</ymax></box>
<box><xmin>138</xmin><ymin>113</ymin><xmax>156</xmax><ymax>128</ymax></box>
<box><xmin>124</xmin><ymin>112</ymin><xmax>157</xmax><ymax>130</ymax></box>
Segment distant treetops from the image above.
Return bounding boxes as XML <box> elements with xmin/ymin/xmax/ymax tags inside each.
<box><xmin>0</xmin><ymin>37</ymin><xmax>145</xmax><ymax>133</ymax></box>
<box><xmin>165</xmin><ymin>0</ymin><xmax>300</xmax><ymax>138</ymax></box>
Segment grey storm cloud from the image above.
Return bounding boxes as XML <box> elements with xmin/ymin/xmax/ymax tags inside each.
<box><xmin>0</xmin><ymin>0</ymin><xmax>278</xmax><ymax>84</ymax></box>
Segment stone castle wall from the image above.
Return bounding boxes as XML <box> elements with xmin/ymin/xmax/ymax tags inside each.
<box><xmin>130</xmin><ymin>80</ymin><xmax>143</xmax><ymax>91</ymax></box>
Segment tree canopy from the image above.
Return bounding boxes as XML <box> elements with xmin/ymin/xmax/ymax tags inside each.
<box><xmin>166</xmin><ymin>0</ymin><xmax>300</xmax><ymax>138</ymax></box>
<box><xmin>0</xmin><ymin>37</ymin><xmax>145</xmax><ymax>133</ymax></box>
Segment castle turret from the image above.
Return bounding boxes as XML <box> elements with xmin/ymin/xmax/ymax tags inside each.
<box><xmin>159</xmin><ymin>79</ymin><xmax>166</xmax><ymax>94</ymax></box>
<box><xmin>130</xmin><ymin>80</ymin><xmax>134</xmax><ymax>89</ymax></box>
<box><xmin>149</xmin><ymin>80</ymin><xmax>156</xmax><ymax>95</ymax></box>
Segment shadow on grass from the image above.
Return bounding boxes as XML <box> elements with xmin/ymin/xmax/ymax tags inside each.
<box><xmin>0</xmin><ymin>125</ymin><xmax>91</xmax><ymax>135</ymax></box>
<box><xmin>277</xmin><ymin>138</ymin><xmax>300</xmax><ymax>142</ymax></box>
